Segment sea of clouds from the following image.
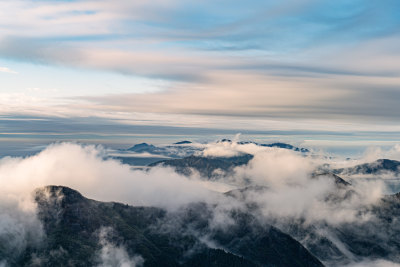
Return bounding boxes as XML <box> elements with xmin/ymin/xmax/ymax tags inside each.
<box><xmin>1</xmin><ymin>140</ymin><xmax>400</xmax><ymax>266</ymax></box>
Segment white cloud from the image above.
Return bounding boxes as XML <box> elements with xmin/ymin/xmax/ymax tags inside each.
<box><xmin>0</xmin><ymin>191</ymin><xmax>44</xmax><ymax>264</ymax></box>
<box><xmin>0</xmin><ymin>143</ymin><xmax>221</xmax><ymax>209</ymax></box>
<box><xmin>0</xmin><ymin>141</ymin><xmax>396</xmax><ymax>265</ymax></box>
<box><xmin>0</xmin><ymin>67</ymin><xmax>17</xmax><ymax>74</ymax></box>
<box><xmin>96</xmin><ymin>227</ymin><xmax>144</xmax><ymax>267</ymax></box>
<box><xmin>0</xmin><ymin>141</ymin><xmax>389</xmax><ymax>223</ymax></box>
<box><xmin>196</xmin><ymin>141</ymin><xmax>385</xmax><ymax>225</ymax></box>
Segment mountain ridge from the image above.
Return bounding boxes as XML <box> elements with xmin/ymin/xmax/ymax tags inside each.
<box><xmin>4</xmin><ymin>185</ymin><xmax>323</xmax><ymax>267</ymax></box>
<box><xmin>334</xmin><ymin>159</ymin><xmax>400</xmax><ymax>176</ymax></box>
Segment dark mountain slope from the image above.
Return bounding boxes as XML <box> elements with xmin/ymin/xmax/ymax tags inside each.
<box><xmin>9</xmin><ymin>186</ymin><xmax>323</xmax><ymax>267</ymax></box>
<box><xmin>225</xmin><ymin>181</ymin><xmax>400</xmax><ymax>266</ymax></box>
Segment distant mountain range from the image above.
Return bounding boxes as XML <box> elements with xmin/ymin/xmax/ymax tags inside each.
<box><xmin>144</xmin><ymin>141</ymin><xmax>307</xmax><ymax>178</ymax></box>
<box><xmin>126</xmin><ymin>143</ymin><xmax>400</xmax><ymax>181</ymax></box>
<box><xmin>125</xmin><ymin>141</ymin><xmax>309</xmax><ymax>158</ymax></box>
<box><xmin>116</xmin><ymin>141</ymin><xmax>309</xmax><ymax>168</ymax></box>
<box><xmin>126</xmin><ymin>142</ymin><xmax>201</xmax><ymax>158</ymax></box>
<box><xmin>173</xmin><ymin>141</ymin><xmax>192</xmax><ymax>145</ymax></box>
<box><xmin>334</xmin><ymin>159</ymin><xmax>400</xmax><ymax>176</ymax></box>
<box><xmin>149</xmin><ymin>154</ymin><xmax>254</xmax><ymax>178</ymax></box>
<box><xmin>122</xmin><ymin>141</ymin><xmax>400</xmax><ymax>179</ymax></box>
<box><xmin>239</xmin><ymin>142</ymin><xmax>309</xmax><ymax>153</ymax></box>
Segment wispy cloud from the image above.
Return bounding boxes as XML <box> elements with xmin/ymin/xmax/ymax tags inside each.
<box><xmin>0</xmin><ymin>66</ymin><xmax>17</xmax><ymax>74</ymax></box>
<box><xmin>0</xmin><ymin>0</ymin><xmax>400</xmax><ymax>131</ymax></box>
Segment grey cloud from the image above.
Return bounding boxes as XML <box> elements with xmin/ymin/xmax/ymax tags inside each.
<box><xmin>0</xmin><ymin>37</ymin><xmax>85</xmax><ymax>65</ymax></box>
<box><xmin>78</xmin><ymin>77</ymin><xmax>400</xmax><ymax>123</ymax></box>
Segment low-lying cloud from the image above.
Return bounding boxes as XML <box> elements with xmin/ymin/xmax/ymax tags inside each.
<box><xmin>96</xmin><ymin>227</ymin><xmax>144</xmax><ymax>267</ymax></box>
<box><xmin>0</xmin><ymin>143</ymin><xmax>221</xmax><ymax>209</ymax></box>
<box><xmin>0</xmin><ymin>141</ymin><xmax>398</xmax><ymax>265</ymax></box>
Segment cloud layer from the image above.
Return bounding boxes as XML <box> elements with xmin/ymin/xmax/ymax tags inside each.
<box><xmin>0</xmin><ymin>141</ymin><xmax>400</xmax><ymax>265</ymax></box>
<box><xmin>1</xmin><ymin>0</ymin><xmax>400</xmax><ymax>129</ymax></box>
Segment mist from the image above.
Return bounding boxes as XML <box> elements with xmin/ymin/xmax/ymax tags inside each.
<box><xmin>96</xmin><ymin>227</ymin><xmax>144</xmax><ymax>267</ymax></box>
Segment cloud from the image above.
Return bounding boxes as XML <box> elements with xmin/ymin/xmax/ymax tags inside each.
<box><xmin>69</xmin><ymin>63</ymin><xmax>400</xmax><ymax>124</ymax></box>
<box><xmin>326</xmin><ymin>144</ymin><xmax>400</xmax><ymax>171</ymax></box>
<box><xmin>0</xmin><ymin>36</ymin><xmax>215</xmax><ymax>81</ymax></box>
<box><xmin>0</xmin><ymin>0</ymin><xmax>400</xmax><ymax>135</ymax></box>
<box><xmin>1</xmin><ymin>2</ymin><xmax>400</xmax><ymax>132</ymax></box>
<box><xmin>200</xmin><ymin>140</ymin><xmax>264</xmax><ymax>157</ymax></box>
<box><xmin>1</xmin><ymin>1</ymin><xmax>400</xmax><ymax>127</ymax></box>
<box><xmin>0</xmin><ymin>194</ymin><xmax>44</xmax><ymax>264</ymax></box>
<box><xmin>0</xmin><ymin>140</ymin><xmax>397</xmax><ymax>265</ymax></box>
<box><xmin>0</xmin><ymin>142</ymin><xmax>224</xmax><ymax>264</ymax></box>
<box><xmin>0</xmin><ymin>142</ymin><xmax>222</xmax><ymax>209</ymax></box>
<box><xmin>227</xmin><ymin>148</ymin><xmax>383</xmax><ymax>225</ymax></box>
<box><xmin>0</xmin><ymin>141</ymin><xmax>387</xmax><ymax>224</ymax></box>
<box><xmin>96</xmin><ymin>227</ymin><xmax>144</xmax><ymax>267</ymax></box>
<box><xmin>0</xmin><ymin>67</ymin><xmax>17</xmax><ymax>74</ymax></box>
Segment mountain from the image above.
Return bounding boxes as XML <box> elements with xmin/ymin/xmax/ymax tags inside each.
<box><xmin>127</xmin><ymin>143</ymin><xmax>160</xmax><ymax>153</ymax></box>
<box><xmin>311</xmin><ymin>172</ymin><xmax>351</xmax><ymax>187</ymax></box>
<box><xmin>174</xmin><ymin>141</ymin><xmax>192</xmax><ymax>145</ymax></box>
<box><xmin>260</xmin><ymin>143</ymin><xmax>309</xmax><ymax>153</ymax></box>
<box><xmin>218</xmin><ymin>139</ymin><xmax>232</xmax><ymax>143</ymax></box>
<box><xmin>4</xmin><ymin>186</ymin><xmax>324</xmax><ymax>266</ymax></box>
<box><xmin>225</xmin><ymin>173</ymin><xmax>351</xmax><ymax>202</ymax></box>
<box><xmin>147</xmin><ymin>141</ymin><xmax>309</xmax><ymax>178</ymax></box>
<box><xmin>334</xmin><ymin>159</ymin><xmax>400</xmax><ymax>176</ymax></box>
<box><xmin>134</xmin><ymin>148</ymin><xmax>400</xmax><ymax>265</ymax></box>
<box><xmin>113</xmin><ymin>156</ymin><xmax>172</xmax><ymax>166</ymax></box>
<box><xmin>119</xmin><ymin>141</ymin><xmax>309</xmax><ymax>168</ymax></box>
<box><xmin>126</xmin><ymin>141</ymin><xmax>309</xmax><ymax>160</ymax></box>
<box><xmin>149</xmin><ymin>154</ymin><xmax>254</xmax><ymax>178</ymax></box>
<box><xmin>225</xmin><ymin>178</ymin><xmax>400</xmax><ymax>266</ymax></box>
<box><xmin>236</xmin><ymin>141</ymin><xmax>309</xmax><ymax>153</ymax></box>
<box><xmin>304</xmin><ymin>191</ymin><xmax>400</xmax><ymax>265</ymax></box>
<box><xmin>126</xmin><ymin>143</ymin><xmax>200</xmax><ymax>158</ymax></box>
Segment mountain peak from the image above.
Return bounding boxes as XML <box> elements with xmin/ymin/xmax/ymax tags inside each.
<box><xmin>261</xmin><ymin>142</ymin><xmax>310</xmax><ymax>153</ymax></box>
<box><xmin>218</xmin><ymin>139</ymin><xmax>232</xmax><ymax>143</ymax></box>
<box><xmin>174</xmin><ymin>140</ymin><xmax>192</xmax><ymax>144</ymax></box>
<box><xmin>127</xmin><ymin>143</ymin><xmax>157</xmax><ymax>152</ymax></box>
<box><xmin>312</xmin><ymin>172</ymin><xmax>351</xmax><ymax>187</ymax></box>
<box><xmin>376</xmin><ymin>158</ymin><xmax>400</xmax><ymax>165</ymax></box>
<box><xmin>34</xmin><ymin>185</ymin><xmax>85</xmax><ymax>204</ymax></box>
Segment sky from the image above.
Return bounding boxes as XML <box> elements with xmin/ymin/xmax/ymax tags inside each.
<box><xmin>1</xmin><ymin>0</ymin><xmax>400</xmax><ymax>154</ymax></box>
